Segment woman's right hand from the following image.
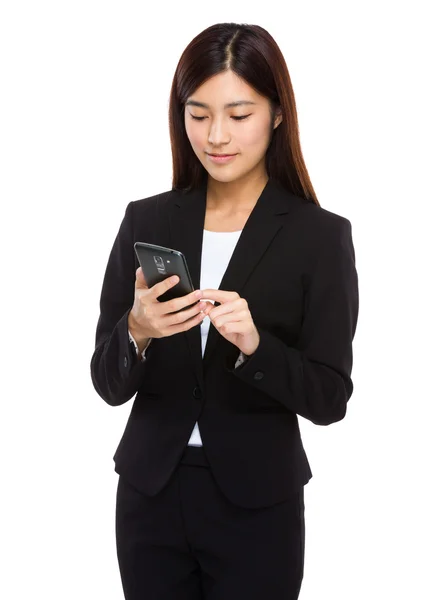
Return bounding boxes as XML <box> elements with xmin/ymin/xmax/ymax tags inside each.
<box><xmin>128</xmin><ymin>266</ymin><xmax>208</xmax><ymax>343</ymax></box>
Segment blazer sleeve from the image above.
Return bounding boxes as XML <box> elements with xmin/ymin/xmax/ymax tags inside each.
<box><xmin>226</xmin><ymin>217</ymin><xmax>359</xmax><ymax>426</ymax></box>
<box><xmin>90</xmin><ymin>201</ymin><xmax>151</xmax><ymax>406</ymax></box>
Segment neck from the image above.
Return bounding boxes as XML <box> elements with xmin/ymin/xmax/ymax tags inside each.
<box><xmin>206</xmin><ymin>172</ymin><xmax>269</xmax><ymax>215</ymax></box>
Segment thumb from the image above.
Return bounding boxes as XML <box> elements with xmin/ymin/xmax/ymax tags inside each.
<box><xmin>135</xmin><ymin>266</ymin><xmax>149</xmax><ymax>289</ymax></box>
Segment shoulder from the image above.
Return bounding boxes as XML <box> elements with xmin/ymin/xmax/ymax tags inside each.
<box><xmin>274</xmin><ymin>178</ymin><xmax>353</xmax><ymax>239</ymax></box>
<box><xmin>299</xmin><ymin>200</ymin><xmax>351</xmax><ymax>228</ymax></box>
<box><xmin>129</xmin><ymin>188</ymin><xmax>175</xmax><ymax>215</ymax></box>
<box><xmin>294</xmin><ymin>200</ymin><xmax>353</xmax><ymax>242</ymax></box>
<box><xmin>281</xmin><ymin>197</ymin><xmax>354</xmax><ymax>271</ymax></box>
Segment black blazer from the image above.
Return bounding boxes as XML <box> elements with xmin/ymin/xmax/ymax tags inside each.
<box><xmin>90</xmin><ymin>177</ymin><xmax>359</xmax><ymax>509</ymax></box>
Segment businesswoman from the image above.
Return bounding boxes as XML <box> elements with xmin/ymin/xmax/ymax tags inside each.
<box><xmin>90</xmin><ymin>22</ymin><xmax>359</xmax><ymax>600</ymax></box>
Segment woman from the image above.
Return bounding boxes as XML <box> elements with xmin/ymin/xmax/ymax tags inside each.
<box><xmin>90</xmin><ymin>22</ymin><xmax>359</xmax><ymax>600</ymax></box>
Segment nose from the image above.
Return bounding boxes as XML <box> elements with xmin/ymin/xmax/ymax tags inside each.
<box><xmin>207</xmin><ymin>117</ymin><xmax>231</xmax><ymax>147</ymax></box>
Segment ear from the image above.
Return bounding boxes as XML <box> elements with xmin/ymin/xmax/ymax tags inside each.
<box><xmin>273</xmin><ymin>107</ymin><xmax>283</xmax><ymax>129</ymax></box>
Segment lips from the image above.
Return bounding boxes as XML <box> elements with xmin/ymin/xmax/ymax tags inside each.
<box><xmin>206</xmin><ymin>153</ymin><xmax>238</xmax><ymax>164</ymax></box>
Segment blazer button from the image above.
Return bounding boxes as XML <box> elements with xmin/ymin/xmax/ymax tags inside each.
<box><xmin>124</xmin><ymin>355</ymin><xmax>128</xmax><ymax>368</ymax></box>
<box><xmin>254</xmin><ymin>371</ymin><xmax>264</xmax><ymax>380</ymax></box>
<box><xmin>192</xmin><ymin>386</ymin><xmax>202</xmax><ymax>399</ymax></box>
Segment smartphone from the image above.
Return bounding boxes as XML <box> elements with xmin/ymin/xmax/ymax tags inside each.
<box><xmin>134</xmin><ymin>242</ymin><xmax>198</xmax><ymax>312</ymax></box>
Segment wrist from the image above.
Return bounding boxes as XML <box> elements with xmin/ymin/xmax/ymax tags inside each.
<box><xmin>128</xmin><ymin>311</ymin><xmax>151</xmax><ymax>347</ymax></box>
<box><xmin>242</xmin><ymin>330</ymin><xmax>260</xmax><ymax>356</ymax></box>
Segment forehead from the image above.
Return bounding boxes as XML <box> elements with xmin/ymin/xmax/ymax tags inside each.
<box><xmin>186</xmin><ymin>70</ymin><xmax>265</xmax><ymax>107</ymax></box>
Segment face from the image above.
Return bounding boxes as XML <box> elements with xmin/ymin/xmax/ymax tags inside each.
<box><xmin>184</xmin><ymin>70</ymin><xmax>282</xmax><ymax>185</ymax></box>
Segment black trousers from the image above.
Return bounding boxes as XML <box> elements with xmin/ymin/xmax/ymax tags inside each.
<box><xmin>115</xmin><ymin>445</ymin><xmax>306</xmax><ymax>600</ymax></box>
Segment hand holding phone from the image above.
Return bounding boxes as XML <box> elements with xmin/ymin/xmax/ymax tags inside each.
<box><xmin>128</xmin><ymin>263</ymin><xmax>208</xmax><ymax>345</ymax></box>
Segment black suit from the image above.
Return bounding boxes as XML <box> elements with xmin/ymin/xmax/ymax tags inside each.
<box><xmin>91</xmin><ymin>177</ymin><xmax>358</xmax><ymax>598</ymax></box>
<box><xmin>91</xmin><ymin>177</ymin><xmax>359</xmax><ymax>509</ymax></box>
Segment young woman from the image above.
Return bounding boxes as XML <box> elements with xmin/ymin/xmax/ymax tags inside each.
<box><xmin>91</xmin><ymin>22</ymin><xmax>359</xmax><ymax>600</ymax></box>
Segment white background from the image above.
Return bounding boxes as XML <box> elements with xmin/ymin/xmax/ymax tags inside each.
<box><xmin>1</xmin><ymin>1</ymin><xmax>436</xmax><ymax>598</ymax></box>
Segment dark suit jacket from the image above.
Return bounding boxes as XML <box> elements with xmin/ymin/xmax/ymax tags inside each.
<box><xmin>90</xmin><ymin>177</ymin><xmax>359</xmax><ymax>508</ymax></box>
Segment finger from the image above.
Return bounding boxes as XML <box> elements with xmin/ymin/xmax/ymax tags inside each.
<box><xmin>213</xmin><ymin>315</ymin><xmax>253</xmax><ymax>333</ymax></box>
<box><xmin>201</xmin><ymin>300</ymin><xmax>217</xmax><ymax>313</ymax></box>
<box><xmin>199</xmin><ymin>301</ymin><xmax>214</xmax><ymax>316</ymax></box>
<box><xmin>216</xmin><ymin>320</ymin><xmax>251</xmax><ymax>334</ymax></box>
<box><xmin>213</xmin><ymin>309</ymin><xmax>249</xmax><ymax>328</ymax></box>
<box><xmin>150</xmin><ymin>274</ymin><xmax>182</xmax><ymax>300</ymax></box>
<box><xmin>157</xmin><ymin>287</ymin><xmax>204</xmax><ymax>316</ymax></box>
<box><xmin>135</xmin><ymin>266</ymin><xmax>149</xmax><ymax>289</ymax></box>
<box><xmin>205</xmin><ymin>298</ymin><xmax>244</xmax><ymax>319</ymax></box>
<box><xmin>164</xmin><ymin>301</ymin><xmax>207</xmax><ymax>332</ymax></box>
<box><xmin>164</xmin><ymin>300</ymin><xmax>207</xmax><ymax>325</ymax></box>
<box><xmin>200</xmin><ymin>289</ymin><xmax>239</xmax><ymax>303</ymax></box>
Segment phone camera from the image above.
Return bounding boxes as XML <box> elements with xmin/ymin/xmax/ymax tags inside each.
<box><xmin>153</xmin><ymin>255</ymin><xmax>164</xmax><ymax>266</ymax></box>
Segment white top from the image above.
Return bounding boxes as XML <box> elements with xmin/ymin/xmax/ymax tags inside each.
<box><xmin>198</xmin><ymin>228</ymin><xmax>243</xmax><ymax>357</ymax></box>
<box><xmin>128</xmin><ymin>228</ymin><xmax>245</xmax><ymax>447</ymax></box>
<box><xmin>189</xmin><ymin>228</ymin><xmax>243</xmax><ymax>445</ymax></box>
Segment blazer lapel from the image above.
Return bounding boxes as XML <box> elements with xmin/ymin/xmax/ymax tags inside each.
<box><xmin>167</xmin><ymin>184</ymin><xmax>207</xmax><ymax>385</ymax></box>
<box><xmin>168</xmin><ymin>177</ymin><xmax>304</xmax><ymax>383</ymax></box>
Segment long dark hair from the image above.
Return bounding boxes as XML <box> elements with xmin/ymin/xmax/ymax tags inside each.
<box><xmin>169</xmin><ymin>23</ymin><xmax>319</xmax><ymax>206</ymax></box>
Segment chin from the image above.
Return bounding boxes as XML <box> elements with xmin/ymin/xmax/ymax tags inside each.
<box><xmin>208</xmin><ymin>173</ymin><xmax>238</xmax><ymax>183</ymax></box>
<box><xmin>203</xmin><ymin>166</ymin><xmax>246</xmax><ymax>184</ymax></box>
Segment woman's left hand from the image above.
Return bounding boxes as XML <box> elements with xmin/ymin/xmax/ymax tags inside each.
<box><xmin>199</xmin><ymin>289</ymin><xmax>260</xmax><ymax>356</ymax></box>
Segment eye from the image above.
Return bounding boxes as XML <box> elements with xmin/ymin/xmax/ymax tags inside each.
<box><xmin>188</xmin><ymin>114</ymin><xmax>252</xmax><ymax>122</ymax></box>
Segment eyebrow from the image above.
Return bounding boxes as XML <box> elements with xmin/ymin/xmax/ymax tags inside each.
<box><xmin>185</xmin><ymin>100</ymin><xmax>257</xmax><ymax>109</ymax></box>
